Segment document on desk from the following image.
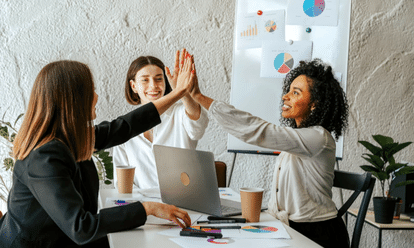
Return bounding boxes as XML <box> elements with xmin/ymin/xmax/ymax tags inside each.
<box><xmin>158</xmin><ymin>220</ymin><xmax>290</xmax><ymax>239</ymax></box>
<box><xmin>170</xmin><ymin>237</ymin><xmax>289</xmax><ymax>248</ymax></box>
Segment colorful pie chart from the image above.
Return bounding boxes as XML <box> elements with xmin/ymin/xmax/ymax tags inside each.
<box><xmin>242</xmin><ymin>225</ymin><xmax>278</xmax><ymax>233</ymax></box>
<box><xmin>274</xmin><ymin>53</ymin><xmax>294</xmax><ymax>74</ymax></box>
<box><xmin>207</xmin><ymin>238</ymin><xmax>234</xmax><ymax>244</ymax></box>
<box><xmin>265</xmin><ymin>20</ymin><xmax>277</xmax><ymax>32</ymax></box>
<box><xmin>303</xmin><ymin>0</ymin><xmax>325</xmax><ymax>17</ymax></box>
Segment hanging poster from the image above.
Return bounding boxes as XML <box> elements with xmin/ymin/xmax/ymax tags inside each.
<box><xmin>286</xmin><ymin>0</ymin><xmax>339</xmax><ymax>26</ymax></box>
<box><xmin>260</xmin><ymin>40</ymin><xmax>313</xmax><ymax>78</ymax></box>
<box><xmin>237</xmin><ymin>10</ymin><xmax>285</xmax><ymax>50</ymax></box>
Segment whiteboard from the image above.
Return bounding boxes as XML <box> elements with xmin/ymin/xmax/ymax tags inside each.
<box><xmin>228</xmin><ymin>0</ymin><xmax>352</xmax><ymax>159</ymax></box>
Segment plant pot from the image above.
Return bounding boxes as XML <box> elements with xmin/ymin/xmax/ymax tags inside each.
<box><xmin>373</xmin><ymin>197</ymin><xmax>398</xmax><ymax>224</ymax></box>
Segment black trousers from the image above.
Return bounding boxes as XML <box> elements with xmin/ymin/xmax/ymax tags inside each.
<box><xmin>289</xmin><ymin>216</ymin><xmax>350</xmax><ymax>248</ymax></box>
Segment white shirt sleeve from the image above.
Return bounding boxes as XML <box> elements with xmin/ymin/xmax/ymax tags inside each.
<box><xmin>209</xmin><ymin>100</ymin><xmax>328</xmax><ymax>158</ymax></box>
<box><xmin>181</xmin><ymin>104</ymin><xmax>209</xmax><ymax>140</ymax></box>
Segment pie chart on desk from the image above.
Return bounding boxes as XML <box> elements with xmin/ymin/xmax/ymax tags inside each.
<box><xmin>242</xmin><ymin>225</ymin><xmax>278</xmax><ymax>233</ymax></box>
<box><xmin>274</xmin><ymin>53</ymin><xmax>294</xmax><ymax>74</ymax></box>
<box><xmin>303</xmin><ymin>0</ymin><xmax>326</xmax><ymax>17</ymax></box>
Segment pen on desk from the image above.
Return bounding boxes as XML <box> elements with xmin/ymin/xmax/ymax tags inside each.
<box><xmin>201</xmin><ymin>225</ymin><xmax>241</xmax><ymax>229</ymax></box>
<box><xmin>197</xmin><ymin>220</ymin><xmax>237</xmax><ymax>224</ymax></box>
<box><xmin>207</xmin><ymin>216</ymin><xmax>246</xmax><ymax>223</ymax></box>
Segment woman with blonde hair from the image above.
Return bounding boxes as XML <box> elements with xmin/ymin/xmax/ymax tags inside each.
<box><xmin>0</xmin><ymin>57</ymin><xmax>194</xmax><ymax>247</ymax></box>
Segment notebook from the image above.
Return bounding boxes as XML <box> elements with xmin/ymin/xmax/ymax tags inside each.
<box><xmin>153</xmin><ymin>145</ymin><xmax>245</xmax><ymax>216</ymax></box>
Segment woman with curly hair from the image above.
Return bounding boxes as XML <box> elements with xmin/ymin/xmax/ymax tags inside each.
<box><xmin>190</xmin><ymin>59</ymin><xmax>349</xmax><ymax>248</ymax></box>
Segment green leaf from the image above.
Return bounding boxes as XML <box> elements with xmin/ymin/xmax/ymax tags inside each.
<box><xmin>362</xmin><ymin>154</ymin><xmax>384</xmax><ymax>169</ymax></box>
<box><xmin>395</xmin><ymin>166</ymin><xmax>414</xmax><ymax>177</ymax></box>
<box><xmin>395</xmin><ymin>180</ymin><xmax>414</xmax><ymax>188</ymax></box>
<box><xmin>0</xmin><ymin>125</ymin><xmax>9</xmax><ymax>140</ymax></box>
<box><xmin>373</xmin><ymin>134</ymin><xmax>394</xmax><ymax>148</ymax></box>
<box><xmin>14</xmin><ymin>113</ymin><xmax>24</xmax><ymax>127</ymax></box>
<box><xmin>10</xmin><ymin>133</ymin><xmax>16</xmax><ymax>142</ymax></box>
<box><xmin>358</xmin><ymin>141</ymin><xmax>381</xmax><ymax>155</ymax></box>
<box><xmin>105</xmin><ymin>167</ymin><xmax>113</xmax><ymax>179</ymax></box>
<box><xmin>3</xmin><ymin>158</ymin><xmax>14</xmax><ymax>171</ymax></box>
<box><xmin>385</xmin><ymin>163</ymin><xmax>406</xmax><ymax>174</ymax></box>
<box><xmin>104</xmin><ymin>180</ymin><xmax>112</xmax><ymax>185</ymax></box>
<box><xmin>376</xmin><ymin>171</ymin><xmax>389</xmax><ymax>181</ymax></box>
<box><xmin>360</xmin><ymin>165</ymin><xmax>380</xmax><ymax>173</ymax></box>
<box><xmin>387</xmin><ymin>142</ymin><xmax>412</xmax><ymax>159</ymax></box>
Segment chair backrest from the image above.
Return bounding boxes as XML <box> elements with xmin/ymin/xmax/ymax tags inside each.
<box><xmin>333</xmin><ymin>170</ymin><xmax>375</xmax><ymax>248</ymax></box>
<box><xmin>214</xmin><ymin>161</ymin><xmax>227</xmax><ymax>188</ymax></box>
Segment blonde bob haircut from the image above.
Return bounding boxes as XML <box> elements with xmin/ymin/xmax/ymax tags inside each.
<box><xmin>13</xmin><ymin>60</ymin><xmax>95</xmax><ymax>162</ymax></box>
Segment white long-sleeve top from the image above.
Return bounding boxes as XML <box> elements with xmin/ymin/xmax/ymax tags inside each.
<box><xmin>209</xmin><ymin>100</ymin><xmax>338</xmax><ymax>223</ymax></box>
<box><xmin>113</xmin><ymin>102</ymin><xmax>209</xmax><ymax>189</ymax></box>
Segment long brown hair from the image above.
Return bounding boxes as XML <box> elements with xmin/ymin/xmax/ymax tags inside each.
<box><xmin>125</xmin><ymin>56</ymin><xmax>172</xmax><ymax>105</ymax></box>
<box><xmin>13</xmin><ymin>60</ymin><xmax>95</xmax><ymax>162</ymax></box>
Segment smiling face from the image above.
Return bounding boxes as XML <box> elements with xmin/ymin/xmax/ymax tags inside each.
<box><xmin>130</xmin><ymin>65</ymin><xmax>166</xmax><ymax>104</ymax></box>
<box><xmin>282</xmin><ymin>75</ymin><xmax>314</xmax><ymax>127</ymax></box>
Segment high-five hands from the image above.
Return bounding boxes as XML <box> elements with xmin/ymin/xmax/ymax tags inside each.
<box><xmin>142</xmin><ymin>201</ymin><xmax>191</xmax><ymax>228</ymax></box>
<box><xmin>166</xmin><ymin>48</ymin><xmax>195</xmax><ymax>95</ymax></box>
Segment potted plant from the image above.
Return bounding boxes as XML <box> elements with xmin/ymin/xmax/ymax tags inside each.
<box><xmin>0</xmin><ymin>111</ymin><xmax>114</xmax><ymax>206</ymax></box>
<box><xmin>359</xmin><ymin>134</ymin><xmax>414</xmax><ymax>223</ymax></box>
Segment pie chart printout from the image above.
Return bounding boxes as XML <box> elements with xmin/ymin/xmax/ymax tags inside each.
<box><xmin>265</xmin><ymin>20</ymin><xmax>277</xmax><ymax>32</ymax></box>
<box><xmin>207</xmin><ymin>238</ymin><xmax>234</xmax><ymax>244</ymax></box>
<box><xmin>274</xmin><ymin>53</ymin><xmax>294</xmax><ymax>74</ymax></box>
<box><xmin>242</xmin><ymin>225</ymin><xmax>279</xmax><ymax>233</ymax></box>
<box><xmin>303</xmin><ymin>0</ymin><xmax>325</xmax><ymax>17</ymax></box>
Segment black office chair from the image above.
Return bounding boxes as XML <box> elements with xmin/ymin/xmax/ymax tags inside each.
<box><xmin>333</xmin><ymin>170</ymin><xmax>375</xmax><ymax>248</ymax></box>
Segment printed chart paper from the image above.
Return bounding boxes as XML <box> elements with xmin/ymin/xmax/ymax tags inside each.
<box><xmin>170</xmin><ymin>237</ymin><xmax>289</xmax><ymax>248</ymax></box>
<box><xmin>287</xmin><ymin>0</ymin><xmax>339</xmax><ymax>26</ymax></box>
<box><xmin>237</xmin><ymin>10</ymin><xmax>285</xmax><ymax>50</ymax></box>
<box><xmin>158</xmin><ymin>220</ymin><xmax>290</xmax><ymax>240</ymax></box>
<box><xmin>260</xmin><ymin>40</ymin><xmax>313</xmax><ymax>78</ymax></box>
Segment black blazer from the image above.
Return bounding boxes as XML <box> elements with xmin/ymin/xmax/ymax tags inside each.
<box><xmin>0</xmin><ymin>103</ymin><xmax>161</xmax><ymax>248</ymax></box>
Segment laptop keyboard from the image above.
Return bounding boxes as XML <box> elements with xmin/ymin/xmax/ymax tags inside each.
<box><xmin>220</xmin><ymin>205</ymin><xmax>241</xmax><ymax>214</ymax></box>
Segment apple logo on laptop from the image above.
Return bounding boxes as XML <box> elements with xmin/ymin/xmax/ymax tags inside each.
<box><xmin>180</xmin><ymin>172</ymin><xmax>190</xmax><ymax>186</ymax></box>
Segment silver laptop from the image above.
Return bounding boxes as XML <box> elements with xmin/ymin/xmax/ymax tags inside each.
<box><xmin>153</xmin><ymin>144</ymin><xmax>243</xmax><ymax>216</ymax></box>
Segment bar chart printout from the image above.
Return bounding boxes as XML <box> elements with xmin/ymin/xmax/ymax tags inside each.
<box><xmin>241</xmin><ymin>23</ymin><xmax>258</xmax><ymax>37</ymax></box>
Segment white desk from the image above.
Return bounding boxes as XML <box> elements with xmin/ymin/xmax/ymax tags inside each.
<box><xmin>99</xmin><ymin>188</ymin><xmax>322</xmax><ymax>248</ymax></box>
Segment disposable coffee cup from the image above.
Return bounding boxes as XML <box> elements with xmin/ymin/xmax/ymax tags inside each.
<box><xmin>116</xmin><ymin>166</ymin><xmax>135</xmax><ymax>194</ymax></box>
<box><xmin>240</xmin><ymin>187</ymin><xmax>264</xmax><ymax>223</ymax></box>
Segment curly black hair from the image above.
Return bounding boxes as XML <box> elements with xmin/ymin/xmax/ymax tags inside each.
<box><xmin>280</xmin><ymin>59</ymin><xmax>349</xmax><ymax>140</ymax></box>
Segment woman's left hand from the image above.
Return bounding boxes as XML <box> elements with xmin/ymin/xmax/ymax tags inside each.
<box><xmin>166</xmin><ymin>48</ymin><xmax>189</xmax><ymax>90</ymax></box>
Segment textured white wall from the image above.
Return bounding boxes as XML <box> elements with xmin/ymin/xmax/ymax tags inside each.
<box><xmin>0</xmin><ymin>0</ymin><xmax>413</xmax><ymax>246</ymax></box>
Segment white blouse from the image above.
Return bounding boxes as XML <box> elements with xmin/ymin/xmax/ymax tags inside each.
<box><xmin>209</xmin><ymin>100</ymin><xmax>338</xmax><ymax>223</ymax></box>
<box><xmin>113</xmin><ymin>102</ymin><xmax>209</xmax><ymax>189</ymax></box>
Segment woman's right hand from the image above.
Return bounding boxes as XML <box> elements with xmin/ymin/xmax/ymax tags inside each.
<box><xmin>189</xmin><ymin>56</ymin><xmax>202</xmax><ymax>102</ymax></box>
<box><xmin>174</xmin><ymin>53</ymin><xmax>195</xmax><ymax>97</ymax></box>
<box><xmin>142</xmin><ymin>202</ymin><xmax>191</xmax><ymax>228</ymax></box>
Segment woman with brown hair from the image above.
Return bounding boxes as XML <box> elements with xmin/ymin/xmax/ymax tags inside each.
<box><xmin>0</xmin><ymin>57</ymin><xmax>194</xmax><ymax>248</ymax></box>
<box><xmin>113</xmin><ymin>49</ymin><xmax>208</xmax><ymax>189</ymax></box>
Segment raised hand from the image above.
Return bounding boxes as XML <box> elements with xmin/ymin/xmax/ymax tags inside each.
<box><xmin>189</xmin><ymin>55</ymin><xmax>202</xmax><ymax>100</ymax></box>
<box><xmin>165</xmin><ymin>48</ymin><xmax>189</xmax><ymax>90</ymax></box>
<box><xmin>175</xmin><ymin>53</ymin><xmax>195</xmax><ymax>96</ymax></box>
<box><xmin>142</xmin><ymin>202</ymin><xmax>191</xmax><ymax>228</ymax></box>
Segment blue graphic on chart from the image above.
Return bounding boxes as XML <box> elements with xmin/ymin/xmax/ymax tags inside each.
<box><xmin>303</xmin><ymin>0</ymin><xmax>325</xmax><ymax>17</ymax></box>
<box><xmin>287</xmin><ymin>0</ymin><xmax>339</xmax><ymax>26</ymax></box>
<box><xmin>260</xmin><ymin>41</ymin><xmax>313</xmax><ymax>78</ymax></box>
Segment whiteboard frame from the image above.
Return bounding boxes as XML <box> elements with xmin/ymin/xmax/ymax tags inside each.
<box><xmin>228</xmin><ymin>0</ymin><xmax>352</xmax><ymax>159</ymax></box>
